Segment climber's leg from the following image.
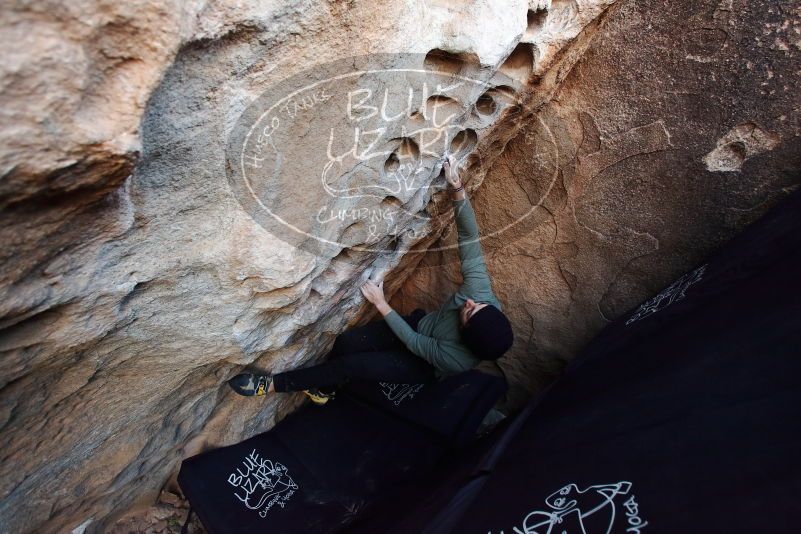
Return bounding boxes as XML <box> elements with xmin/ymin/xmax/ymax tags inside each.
<box><xmin>326</xmin><ymin>308</ymin><xmax>427</xmax><ymax>360</ymax></box>
<box><xmin>271</xmin><ymin>348</ymin><xmax>436</xmax><ymax>393</ymax></box>
<box><xmin>228</xmin><ymin>309</ymin><xmax>428</xmax><ymax>398</ymax></box>
<box><xmin>228</xmin><ymin>373</ymin><xmax>273</xmax><ymax>396</ymax></box>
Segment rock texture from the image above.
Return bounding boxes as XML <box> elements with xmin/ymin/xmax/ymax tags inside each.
<box><xmin>1</xmin><ymin>0</ymin><xmax>799</xmax><ymax>531</ymax></box>
<box><xmin>0</xmin><ymin>1</ymin><xmax>620</xmax><ymax>532</ymax></box>
<box><xmin>394</xmin><ymin>0</ymin><xmax>801</xmax><ymax>411</ymax></box>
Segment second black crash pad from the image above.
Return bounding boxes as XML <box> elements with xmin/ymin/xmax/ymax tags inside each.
<box><xmin>177</xmin><ymin>369</ymin><xmax>506</xmax><ymax>533</ymax></box>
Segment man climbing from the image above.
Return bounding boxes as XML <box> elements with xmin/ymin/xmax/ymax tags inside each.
<box><xmin>228</xmin><ymin>155</ymin><xmax>514</xmax><ymax>403</ymax></box>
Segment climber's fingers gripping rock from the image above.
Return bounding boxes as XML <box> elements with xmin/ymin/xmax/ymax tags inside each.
<box><xmin>360</xmin><ymin>279</ymin><xmax>387</xmax><ymax>307</ymax></box>
<box><xmin>443</xmin><ymin>155</ymin><xmax>463</xmax><ymax>190</ymax></box>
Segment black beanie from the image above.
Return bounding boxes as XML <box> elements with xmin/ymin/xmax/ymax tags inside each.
<box><xmin>462</xmin><ymin>304</ymin><xmax>513</xmax><ymax>360</ymax></box>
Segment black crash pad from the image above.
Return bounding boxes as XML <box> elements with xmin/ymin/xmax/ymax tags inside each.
<box><xmin>177</xmin><ymin>370</ymin><xmax>506</xmax><ymax>533</ymax></box>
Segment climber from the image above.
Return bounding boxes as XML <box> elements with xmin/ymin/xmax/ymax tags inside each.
<box><xmin>228</xmin><ymin>155</ymin><xmax>514</xmax><ymax>404</ymax></box>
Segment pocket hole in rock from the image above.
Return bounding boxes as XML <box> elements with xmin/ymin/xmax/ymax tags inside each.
<box><xmin>424</xmin><ymin>48</ymin><xmax>481</xmax><ymax>77</ymax></box>
<box><xmin>380</xmin><ymin>195</ymin><xmax>402</xmax><ymax>210</ymax></box>
<box><xmin>397</xmin><ymin>137</ymin><xmax>420</xmax><ymax>160</ymax></box>
<box><xmin>499</xmin><ymin>43</ymin><xmax>535</xmax><ymax>83</ymax></box>
<box><xmin>450</xmin><ymin>129</ymin><xmax>478</xmax><ymax>157</ymax></box>
<box><xmin>526</xmin><ymin>8</ymin><xmax>548</xmax><ymax>38</ymax></box>
<box><xmin>384</xmin><ymin>153</ymin><xmax>400</xmax><ymax>174</ymax></box>
<box><xmin>424</xmin><ymin>95</ymin><xmax>462</xmax><ymax>125</ymax></box>
<box><xmin>475</xmin><ymin>93</ymin><xmax>497</xmax><ymax>116</ymax></box>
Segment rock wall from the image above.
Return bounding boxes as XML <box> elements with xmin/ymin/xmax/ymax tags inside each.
<box><xmin>2</xmin><ymin>0</ymin><xmax>799</xmax><ymax>531</ymax></box>
<box><xmin>0</xmin><ymin>1</ymin><xmax>620</xmax><ymax>532</ymax></box>
<box><xmin>394</xmin><ymin>0</ymin><xmax>801</xmax><ymax>411</ymax></box>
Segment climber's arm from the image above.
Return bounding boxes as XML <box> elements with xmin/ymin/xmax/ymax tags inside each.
<box><xmin>382</xmin><ymin>309</ymin><xmax>473</xmax><ymax>373</ymax></box>
<box><xmin>360</xmin><ymin>280</ymin><xmax>470</xmax><ymax>373</ymax></box>
<box><xmin>454</xmin><ymin>196</ymin><xmax>490</xmax><ymax>281</ymax></box>
<box><xmin>446</xmin><ymin>158</ymin><xmax>494</xmax><ymax>299</ymax></box>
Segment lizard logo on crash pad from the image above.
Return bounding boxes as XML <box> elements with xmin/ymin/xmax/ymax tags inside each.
<box><xmin>227</xmin><ymin>448</ymin><xmax>298</xmax><ymax>518</ymax></box>
<box><xmin>379</xmin><ymin>382</ymin><xmax>425</xmax><ymax>405</ymax></box>
<box><xmin>626</xmin><ymin>264</ymin><xmax>707</xmax><ymax>325</ymax></box>
<box><xmin>495</xmin><ymin>481</ymin><xmax>648</xmax><ymax>534</ymax></box>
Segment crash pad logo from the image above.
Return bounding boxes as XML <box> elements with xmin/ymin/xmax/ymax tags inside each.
<box><xmin>227</xmin><ymin>449</ymin><xmax>298</xmax><ymax>518</ymax></box>
<box><xmin>495</xmin><ymin>481</ymin><xmax>648</xmax><ymax>534</ymax></box>
<box><xmin>225</xmin><ymin>53</ymin><xmax>539</xmax><ymax>264</ymax></box>
<box><xmin>626</xmin><ymin>264</ymin><xmax>707</xmax><ymax>325</ymax></box>
<box><xmin>379</xmin><ymin>382</ymin><xmax>424</xmax><ymax>405</ymax></box>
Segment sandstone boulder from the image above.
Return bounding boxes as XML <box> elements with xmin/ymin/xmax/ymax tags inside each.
<box><xmin>0</xmin><ymin>0</ymin><xmax>620</xmax><ymax>531</ymax></box>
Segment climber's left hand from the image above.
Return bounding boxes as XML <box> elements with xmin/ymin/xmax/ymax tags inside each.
<box><xmin>360</xmin><ymin>279</ymin><xmax>387</xmax><ymax>307</ymax></box>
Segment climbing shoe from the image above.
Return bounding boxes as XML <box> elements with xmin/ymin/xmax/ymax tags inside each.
<box><xmin>303</xmin><ymin>388</ymin><xmax>335</xmax><ymax>405</ymax></box>
<box><xmin>228</xmin><ymin>373</ymin><xmax>272</xmax><ymax>396</ymax></box>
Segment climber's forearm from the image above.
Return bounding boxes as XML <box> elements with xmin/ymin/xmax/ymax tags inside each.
<box><xmin>376</xmin><ymin>301</ymin><xmax>393</xmax><ymax>316</ymax></box>
<box><xmin>452</xmin><ymin>187</ymin><xmax>480</xmax><ymax>243</ymax></box>
<box><xmin>453</xmin><ymin>195</ymin><xmax>481</xmax><ymax>250</ymax></box>
<box><xmin>383</xmin><ymin>310</ymin><xmax>448</xmax><ymax>368</ymax></box>
<box><xmin>452</xmin><ymin>186</ymin><xmax>494</xmax><ymax>296</ymax></box>
<box><xmin>383</xmin><ymin>308</ymin><xmax>423</xmax><ymax>352</ymax></box>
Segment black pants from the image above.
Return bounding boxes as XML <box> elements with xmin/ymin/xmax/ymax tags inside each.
<box><xmin>273</xmin><ymin>309</ymin><xmax>436</xmax><ymax>392</ymax></box>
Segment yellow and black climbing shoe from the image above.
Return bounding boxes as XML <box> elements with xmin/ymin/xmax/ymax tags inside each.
<box><xmin>228</xmin><ymin>373</ymin><xmax>272</xmax><ymax>397</ymax></box>
<box><xmin>303</xmin><ymin>388</ymin><xmax>335</xmax><ymax>405</ymax></box>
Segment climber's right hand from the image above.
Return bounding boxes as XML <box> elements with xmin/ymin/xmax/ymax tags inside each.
<box><xmin>444</xmin><ymin>155</ymin><xmax>463</xmax><ymax>190</ymax></box>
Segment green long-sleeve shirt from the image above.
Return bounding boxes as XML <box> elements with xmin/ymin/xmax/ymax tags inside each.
<box><xmin>384</xmin><ymin>196</ymin><xmax>502</xmax><ymax>377</ymax></box>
